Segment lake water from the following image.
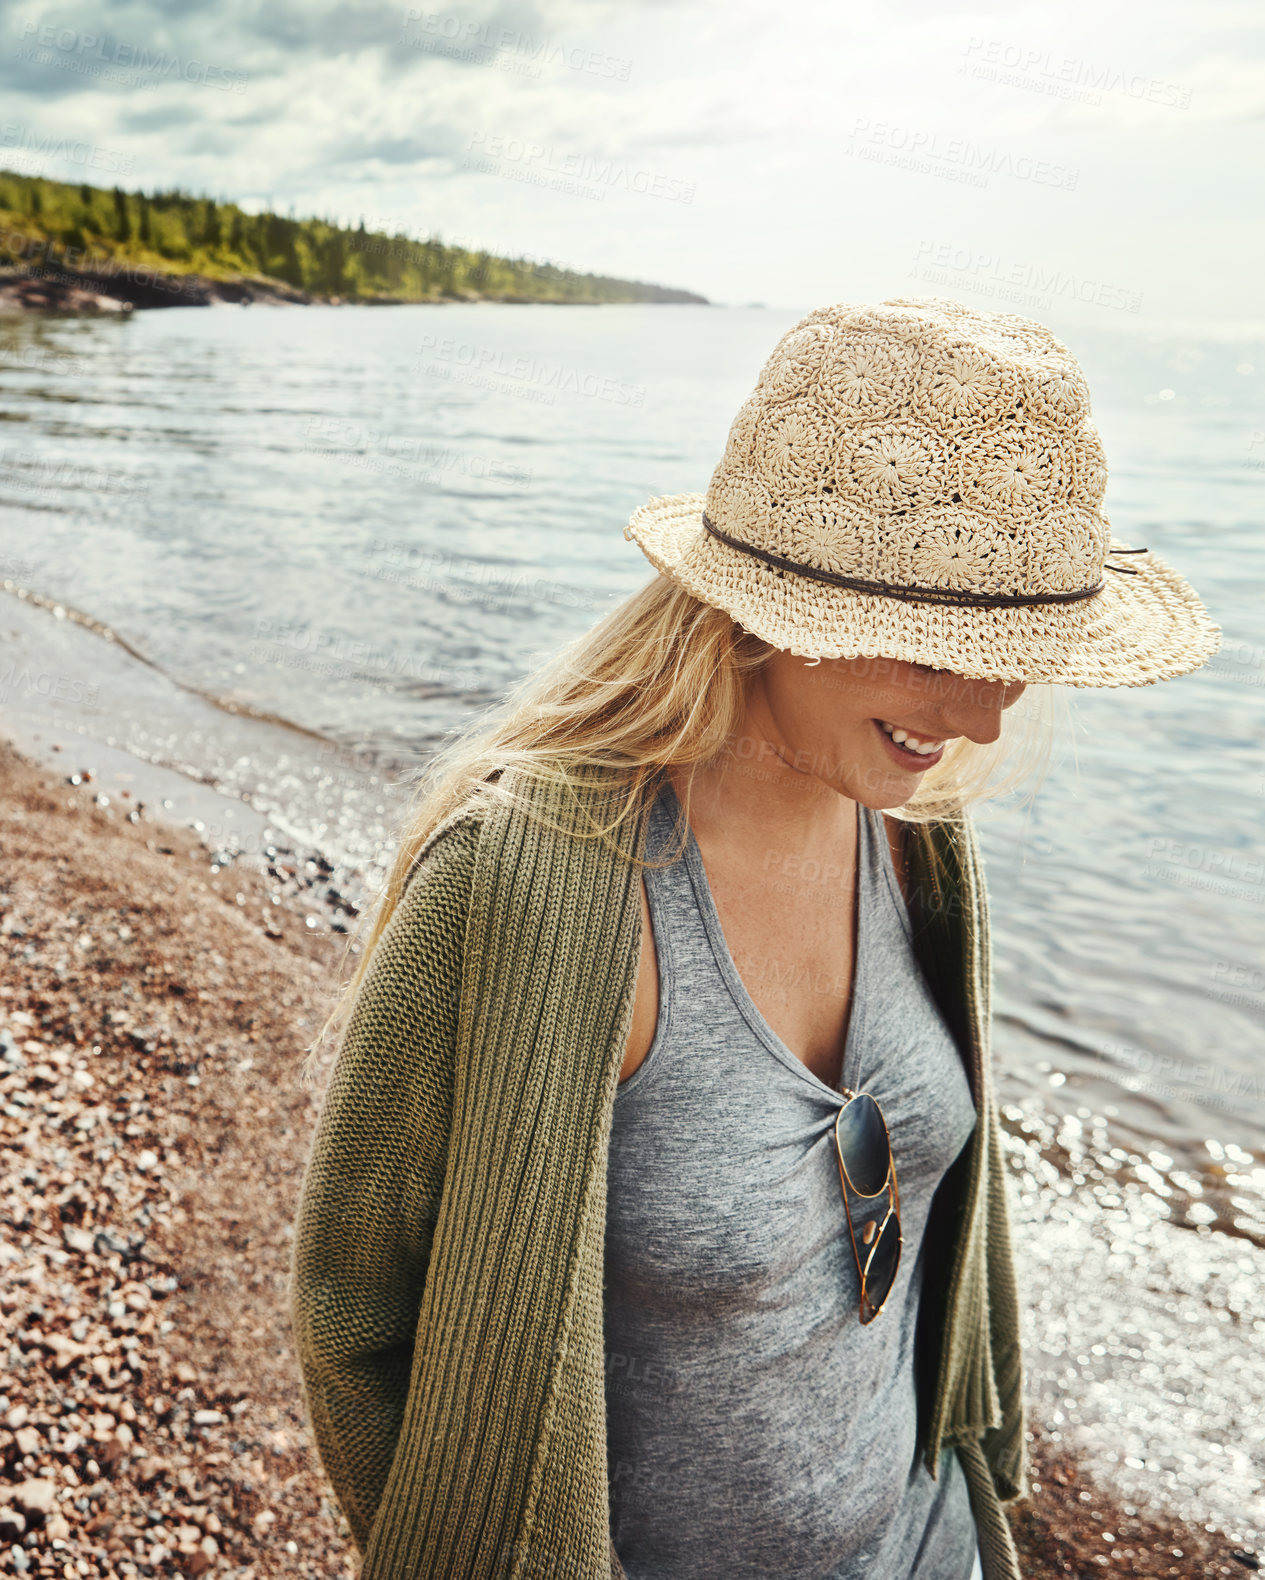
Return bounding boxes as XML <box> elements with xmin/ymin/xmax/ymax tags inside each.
<box><xmin>1</xmin><ymin>300</ymin><xmax>1263</xmax><ymax>1177</ymax></box>
<box><xmin>4</xmin><ymin>299</ymin><xmax>1265</xmax><ymax>1547</ymax></box>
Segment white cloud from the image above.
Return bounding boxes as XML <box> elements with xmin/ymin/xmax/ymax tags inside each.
<box><xmin>0</xmin><ymin>0</ymin><xmax>1258</xmax><ymax>320</ymax></box>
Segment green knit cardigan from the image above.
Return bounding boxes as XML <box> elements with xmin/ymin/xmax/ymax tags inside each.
<box><xmin>289</xmin><ymin>766</ymin><xmax>1029</xmax><ymax>1579</ymax></box>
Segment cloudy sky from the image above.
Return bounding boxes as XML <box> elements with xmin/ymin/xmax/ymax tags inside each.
<box><xmin>1</xmin><ymin>0</ymin><xmax>1261</xmax><ymax>324</ymax></box>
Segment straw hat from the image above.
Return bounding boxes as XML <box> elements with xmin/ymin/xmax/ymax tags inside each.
<box><xmin>624</xmin><ymin>296</ymin><xmax>1220</xmax><ymax>686</ymax></box>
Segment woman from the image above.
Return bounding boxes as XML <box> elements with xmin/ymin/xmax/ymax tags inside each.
<box><xmin>288</xmin><ymin>296</ymin><xmax>1220</xmax><ymax>1580</ymax></box>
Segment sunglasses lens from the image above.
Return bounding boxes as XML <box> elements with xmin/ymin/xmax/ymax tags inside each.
<box><xmin>860</xmin><ymin>1212</ymin><xmax>902</xmax><ymax>1322</ymax></box>
<box><xmin>835</xmin><ymin>1093</ymin><xmax>891</xmax><ymax>1196</ymax></box>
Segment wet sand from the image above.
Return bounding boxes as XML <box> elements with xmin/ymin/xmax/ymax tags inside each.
<box><xmin>0</xmin><ymin>734</ymin><xmax>1261</xmax><ymax>1577</ymax></box>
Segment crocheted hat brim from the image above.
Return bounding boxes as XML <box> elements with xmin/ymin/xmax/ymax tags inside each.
<box><xmin>624</xmin><ymin>492</ymin><xmax>1222</xmax><ymax>688</ymax></box>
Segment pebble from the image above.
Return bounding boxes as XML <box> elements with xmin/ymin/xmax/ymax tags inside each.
<box><xmin>11</xmin><ymin>1479</ymin><xmax>56</xmax><ymax>1515</ymax></box>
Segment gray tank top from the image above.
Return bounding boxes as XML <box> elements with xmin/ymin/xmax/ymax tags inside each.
<box><xmin>604</xmin><ymin>772</ymin><xmax>980</xmax><ymax>1579</ymax></box>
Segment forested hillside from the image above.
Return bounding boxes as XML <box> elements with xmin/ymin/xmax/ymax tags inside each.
<box><xmin>0</xmin><ymin>169</ymin><xmax>707</xmax><ymax>304</ymax></box>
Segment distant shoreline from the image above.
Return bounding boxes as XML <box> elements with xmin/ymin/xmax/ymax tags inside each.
<box><xmin>0</xmin><ymin>261</ymin><xmax>712</xmax><ymax>315</ymax></box>
<box><xmin>0</xmin><ymin>168</ymin><xmax>710</xmax><ymax>313</ymax></box>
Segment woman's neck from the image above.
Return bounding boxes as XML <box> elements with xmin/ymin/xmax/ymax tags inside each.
<box><xmin>666</xmin><ymin>732</ymin><xmax>857</xmax><ymax>866</ymax></box>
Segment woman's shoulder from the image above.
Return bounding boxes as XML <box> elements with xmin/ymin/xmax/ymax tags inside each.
<box><xmin>401</xmin><ymin>797</ymin><xmax>486</xmax><ymax>903</ymax></box>
<box><xmin>395</xmin><ymin>764</ymin><xmax>541</xmax><ymax>904</ymax></box>
<box><xmin>396</xmin><ymin>764</ymin><xmax>652</xmax><ymax>942</ymax></box>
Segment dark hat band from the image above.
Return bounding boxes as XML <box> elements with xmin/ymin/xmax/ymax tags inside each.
<box><xmin>701</xmin><ymin>511</ymin><xmax>1145</xmax><ymax>610</ymax></box>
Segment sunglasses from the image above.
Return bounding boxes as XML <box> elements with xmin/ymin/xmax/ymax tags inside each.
<box><xmin>832</xmin><ymin>1089</ymin><xmax>902</xmax><ymax>1324</ymax></box>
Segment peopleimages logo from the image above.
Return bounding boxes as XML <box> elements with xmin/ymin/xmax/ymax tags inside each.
<box><xmin>909</xmin><ymin>241</ymin><xmax>1143</xmax><ymax>313</ymax></box>
<box><xmin>0</xmin><ymin>121</ymin><xmax>134</xmax><ymax>176</ymax></box>
<box><xmin>400</xmin><ymin>9</ymin><xmax>633</xmax><ymax>80</ymax></box>
<box><xmin>961</xmin><ymin>38</ymin><xmax>1192</xmax><ymax>110</ymax></box>
<box><xmin>0</xmin><ymin>662</ymin><xmax>99</xmax><ymax>707</ymax></box>
<box><xmin>15</xmin><ymin>19</ymin><xmax>248</xmax><ymax>91</ymax></box>
<box><xmin>465</xmin><ymin>133</ymin><xmax>696</xmax><ymax>203</ymax></box>
<box><xmin>413</xmin><ymin>334</ymin><xmax>646</xmax><ymax>406</ymax></box>
<box><xmin>848</xmin><ymin>118</ymin><xmax>1078</xmax><ymax>191</ymax></box>
<box><xmin>302</xmin><ymin>417</ymin><xmax>533</xmax><ymax>488</ymax></box>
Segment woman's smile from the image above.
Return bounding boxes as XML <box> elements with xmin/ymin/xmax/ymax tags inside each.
<box><xmin>871</xmin><ymin>716</ymin><xmax>948</xmax><ymax>771</ymax></box>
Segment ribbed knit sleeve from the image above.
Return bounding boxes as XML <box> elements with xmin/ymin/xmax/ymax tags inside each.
<box><xmin>288</xmin><ymin>811</ymin><xmax>480</xmax><ymax>1557</ymax></box>
<box><xmin>965</xmin><ymin>815</ymin><xmax>1028</xmax><ymax>1507</ymax></box>
<box><xmin>907</xmin><ymin>813</ymin><xmax>1027</xmax><ymax>1580</ymax></box>
<box><xmin>357</xmin><ymin>772</ymin><xmax>648</xmax><ymax>1580</ymax></box>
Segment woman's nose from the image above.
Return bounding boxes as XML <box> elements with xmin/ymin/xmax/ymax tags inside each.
<box><xmin>959</xmin><ymin>708</ymin><xmax>1004</xmax><ymax>746</ymax></box>
<box><xmin>937</xmin><ymin>675</ymin><xmax>1023</xmax><ymax>744</ymax></box>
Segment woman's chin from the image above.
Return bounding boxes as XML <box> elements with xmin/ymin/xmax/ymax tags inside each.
<box><xmin>847</xmin><ymin>765</ymin><xmax>923</xmax><ymax>812</ymax></box>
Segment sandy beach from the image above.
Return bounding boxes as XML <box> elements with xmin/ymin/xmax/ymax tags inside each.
<box><xmin>1</xmin><ymin>732</ymin><xmax>1261</xmax><ymax>1576</ymax></box>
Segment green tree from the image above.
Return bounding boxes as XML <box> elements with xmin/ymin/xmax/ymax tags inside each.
<box><xmin>112</xmin><ymin>185</ymin><xmax>131</xmax><ymax>243</ymax></box>
<box><xmin>201</xmin><ymin>200</ymin><xmax>221</xmax><ymax>250</ymax></box>
<box><xmin>324</xmin><ymin>229</ymin><xmax>348</xmax><ymax>296</ymax></box>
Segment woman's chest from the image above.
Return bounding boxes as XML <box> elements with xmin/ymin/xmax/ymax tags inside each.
<box><xmin>689</xmin><ymin>806</ymin><xmax>916</xmax><ymax>1094</ymax></box>
<box><xmin>707</xmin><ymin>860</ymin><xmax>862</xmax><ymax>1090</ymax></box>
<box><xmin>606</xmin><ymin>1015</ymin><xmax>976</xmax><ymax>1314</ymax></box>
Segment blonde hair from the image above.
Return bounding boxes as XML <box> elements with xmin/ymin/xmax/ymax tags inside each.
<box><xmin>301</xmin><ymin>573</ymin><xmax>1062</xmax><ymax>1081</ymax></box>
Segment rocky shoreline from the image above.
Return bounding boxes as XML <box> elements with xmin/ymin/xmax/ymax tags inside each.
<box><xmin>0</xmin><ymin>735</ymin><xmax>1258</xmax><ymax>1577</ymax></box>
<box><xmin>0</xmin><ymin>265</ymin><xmax>326</xmax><ymax>314</ymax></box>
<box><xmin>0</xmin><ymin>262</ymin><xmax>672</xmax><ymax>314</ymax></box>
<box><xmin>0</xmin><ymin>270</ymin><xmax>133</xmax><ymax>315</ymax></box>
